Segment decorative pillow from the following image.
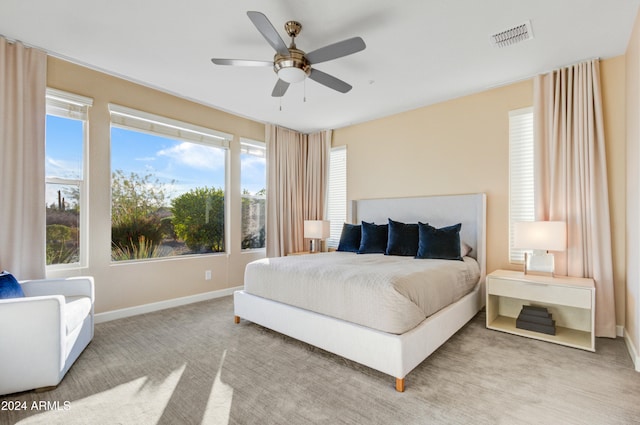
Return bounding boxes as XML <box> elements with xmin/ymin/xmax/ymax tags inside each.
<box><xmin>461</xmin><ymin>241</ymin><xmax>472</xmax><ymax>257</ymax></box>
<box><xmin>358</xmin><ymin>221</ymin><xmax>388</xmax><ymax>254</ymax></box>
<box><xmin>337</xmin><ymin>223</ymin><xmax>361</xmax><ymax>253</ymax></box>
<box><xmin>386</xmin><ymin>219</ymin><xmax>419</xmax><ymax>256</ymax></box>
<box><xmin>416</xmin><ymin>223</ymin><xmax>463</xmax><ymax>260</ymax></box>
<box><xmin>0</xmin><ymin>271</ymin><xmax>25</xmax><ymax>299</ymax></box>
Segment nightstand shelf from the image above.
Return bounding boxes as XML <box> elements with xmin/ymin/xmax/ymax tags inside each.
<box><xmin>486</xmin><ymin>270</ymin><xmax>595</xmax><ymax>352</ymax></box>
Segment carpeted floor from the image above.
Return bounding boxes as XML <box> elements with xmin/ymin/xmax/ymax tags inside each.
<box><xmin>1</xmin><ymin>296</ymin><xmax>639</xmax><ymax>425</ymax></box>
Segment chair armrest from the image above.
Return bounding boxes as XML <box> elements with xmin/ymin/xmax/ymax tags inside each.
<box><xmin>0</xmin><ymin>295</ymin><xmax>66</xmax><ymax>372</ymax></box>
<box><xmin>21</xmin><ymin>276</ymin><xmax>94</xmax><ymax>301</ymax></box>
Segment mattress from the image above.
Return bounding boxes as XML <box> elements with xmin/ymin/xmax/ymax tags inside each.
<box><xmin>243</xmin><ymin>252</ymin><xmax>481</xmax><ymax>334</ymax></box>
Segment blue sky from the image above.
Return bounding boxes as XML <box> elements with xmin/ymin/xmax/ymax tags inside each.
<box><xmin>45</xmin><ymin>116</ymin><xmax>265</xmax><ymax>207</ymax></box>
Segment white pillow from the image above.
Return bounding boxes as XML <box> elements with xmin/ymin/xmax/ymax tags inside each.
<box><xmin>461</xmin><ymin>241</ymin><xmax>472</xmax><ymax>257</ymax></box>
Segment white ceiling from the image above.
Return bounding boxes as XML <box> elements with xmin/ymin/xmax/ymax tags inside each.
<box><xmin>1</xmin><ymin>1</ymin><xmax>639</xmax><ymax>133</ymax></box>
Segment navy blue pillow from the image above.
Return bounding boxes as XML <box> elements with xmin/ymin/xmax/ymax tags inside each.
<box><xmin>358</xmin><ymin>221</ymin><xmax>388</xmax><ymax>254</ymax></box>
<box><xmin>337</xmin><ymin>223</ymin><xmax>361</xmax><ymax>252</ymax></box>
<box><xmin>0</xmin><ymin>271</ymin><xmax>25</xmax><ymax>299</ymax></box>
<box><xmin>386</xmin><ymin>219</ymin><xmax>419</xmax><ymax>256</ymax></box>
<box><xmin>416</xmin><ymin>223</ymin><xmax>463</xmax><ymax>260</ymax></box>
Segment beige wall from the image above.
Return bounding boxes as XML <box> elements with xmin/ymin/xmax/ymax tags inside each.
<box><xmin>626</xmin><ymin>9</ymin><xmax>640</xmax><ymax>358</ymax></box>
<box><xmin>333</xmin><ymin>57</ymin><xmax>628</xmax><ymax>328</ymax></box>
<box><xmin>46</xmin><ymin>57</ymin><xmax>266</xmax><ymax>314</ymax></box>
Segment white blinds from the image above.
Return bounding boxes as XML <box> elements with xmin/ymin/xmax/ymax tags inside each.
<box><xmin>108</xmin><ymin>104</ymin><xmax>231</xmax><ymax>148</ymax></box>
<box><xmin>326</xmin><ymin>146</ymin><xmax>347</xmax><ymax>248</ymax></box>
<box><xmin>240</xmin><ymin>138</ymin><xmax>266</xmax><ymax>158</ymax></box>
<box><xmin>509</xmin><ymin>107</ymin><xmax>534</xmax><ymax>263</ymax></box>
<box><xmin>46</xmin><ymin>88</ymin><xmax>92</xmax><ymax>120</ymax></box>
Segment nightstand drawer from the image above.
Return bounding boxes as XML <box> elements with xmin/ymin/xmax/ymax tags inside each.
<box><xmin>488</xmin><ymin>277</ymin><xmax>591</xmax><ymax>309</ymax></box>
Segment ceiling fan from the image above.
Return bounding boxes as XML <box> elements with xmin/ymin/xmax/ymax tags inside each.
<box><xmin>211</xmin><ymin>11</ymin><xmax>366</xmax><ymax>97</ymax></box>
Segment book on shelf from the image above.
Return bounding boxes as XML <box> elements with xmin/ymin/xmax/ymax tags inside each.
<box><xmin>516</xmin><ymin>305</ymin><xmax>556</xmax><ymax>335</ymax></box>
<box><xmin>516</xmin><ymin>318</ymin><xmax>556</xmax><ymax>335</ymax></box>
<box><xmin>521</xmin><ymin>305</ymin><xmax>551</xmax><ymax>318</ymax></box>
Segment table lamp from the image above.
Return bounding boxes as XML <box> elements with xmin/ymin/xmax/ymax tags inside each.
<box><xmin>514</xmin><ymin>221</ymin><xmax>566</xmax><ymax>276</ymax></box>
<box><xmin>304</xmin><ymin>220</ymin><xmax>330</xmax><ymax>253</ymax></box>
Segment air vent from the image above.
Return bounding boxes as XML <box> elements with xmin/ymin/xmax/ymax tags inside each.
<box><xmin>490</xmin><ymin>20</ymin><xmax>533</xmax><ymax>48</ymax></box>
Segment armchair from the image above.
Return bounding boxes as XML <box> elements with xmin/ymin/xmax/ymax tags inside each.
<box><xmin>0</xmin><ymin>276</ymin><xmax>94</xmax><ymax>395</ymax></box>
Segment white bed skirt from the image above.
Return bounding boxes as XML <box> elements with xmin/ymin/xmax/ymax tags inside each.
<box><xmin>234</xmin><ymin>281</ymin><xmax>484</xmax><ymax>387</ymax></box>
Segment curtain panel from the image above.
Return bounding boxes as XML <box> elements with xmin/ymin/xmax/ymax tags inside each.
<box><xmin>533</xmin><ymin>59</ymin><xmax>616</xmax><ymax>338</ymax></box>
<box><xmin>266</xmin><ymin>125</ymin><xmax>330</xmax><ymax>257</ymax></box>
<box><xmin>0</xmin><ymin>37</ymin><xmax>47</xmax><ymax>279</ymax></box>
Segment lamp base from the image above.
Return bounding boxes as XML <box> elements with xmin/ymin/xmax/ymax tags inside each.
<box><xmin>310</xmin><ymin>239</ymin><xmax>317</xmax><ymax>253</ymax></box>
<box><xmin>524</xmin><ymin>250</ymin><xmax>555</xmax><ymax>277</ymax></box>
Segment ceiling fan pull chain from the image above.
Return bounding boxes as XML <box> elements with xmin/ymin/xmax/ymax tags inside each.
<box><xmin>304</xmin><ymin>79</ymin><xmax>307</xmax><ymax>103</ymax></box>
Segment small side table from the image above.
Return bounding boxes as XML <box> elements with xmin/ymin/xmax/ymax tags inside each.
<box><xmin>486</xmin><ymin>269</ymin><xmax>595</xmax><ymax>352</ymax></box>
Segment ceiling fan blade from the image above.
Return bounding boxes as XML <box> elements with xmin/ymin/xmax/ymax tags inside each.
<box><xmin>211</xmin><ymin>58</ymin><xmax>273</xmax><ymax>67</ymax></box>
<box><xmin>306</xmin><ymin>37</ymin><xmax>366</xmax><ymax>65</ymax></box>
<box><xmin>247</xmin><ymin>11</ymin><xmax>290</xmax><ymax>56</ymax></box>
<box><xmin>271</xmin><ymin>79</ymin><xmax>290</xmax><ymax>97</ymax></box>
<box><xmin>308</xmin><ymin>69</ymin><xmax>352</xmax><ymax>93</ymax></box>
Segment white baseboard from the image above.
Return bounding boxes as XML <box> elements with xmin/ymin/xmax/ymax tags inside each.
<box><xmin>622</xmin><ymin>327</ymin><xmax>640</xmax><ymax>372</ymax></box>
<box><xmin>95</xmin><ymin>286</ymin><xmax>242</xmax><ymax>324</ymax></box>
<box><xmin>616</xmin><ymin>325</ymin><xmax>625</xmax><ymax>338</ymax></box>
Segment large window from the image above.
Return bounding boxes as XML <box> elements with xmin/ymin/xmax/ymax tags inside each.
<box><xmin>326</xmin><ymin>146</ymin><xmax>347</xmax><ymax>248</ymax></box>
<box><xmin>240</xmin><ymin>139</ymin><xmax>266</xmax><ymax>250</ymax></box>
<box><xmin>45</xmin><ymin>89</ymin><xmax>92</xmax><ymax>267</ymax></box>
<box><xmin>509</xmin><ymin>107</ymin><xmax>535</xmax><ymax>263</ymax></box>
<box><xmin>109</xmin><ymin>105</ymin><xmax>231</xmax><ymax>261</ymax></box>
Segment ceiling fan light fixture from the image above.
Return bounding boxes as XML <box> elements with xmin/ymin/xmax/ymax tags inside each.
<box><xmin>278</xmin><ymin>67</ymin><xmax>307</xmax><ymax>83</ymax></box>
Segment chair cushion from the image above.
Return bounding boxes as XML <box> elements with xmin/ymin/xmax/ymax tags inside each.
<box><xmin>0</xmin><ymin>271</ymin><xmax>25</xmax><ymax>299</ymax></box>
<box><xmin>65</xmin><ymin>296</ymin><xmax>92</xmax><ymax>334</ymax></box>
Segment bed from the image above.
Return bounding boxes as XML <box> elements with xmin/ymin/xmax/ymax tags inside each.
<box><xmin>234</xmin><ymin>193</ymin><xmax>487</xmax><ymax>391</ymax></box>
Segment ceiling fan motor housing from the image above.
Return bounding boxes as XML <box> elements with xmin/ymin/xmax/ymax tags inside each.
<box><xmin>274</xmin><ymin>49</ymin><xmax>311</xmax><ymax>83</ymax></box>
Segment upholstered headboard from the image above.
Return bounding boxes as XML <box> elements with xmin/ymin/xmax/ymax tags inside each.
<box><xmin>351</xmin><ymin>193</ymin><xmax>487</xmax><ymax>282</ymax></box>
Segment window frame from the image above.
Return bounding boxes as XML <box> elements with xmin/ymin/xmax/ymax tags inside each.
<box><xmin>508</xmin><ymin>106</ymin><xmax>535</xmax><ymax>264</ymax></box>
<box><xmin>108</xmin><ymin>104</ymin><xmax>232</xmax><ymax>261</ymax></box>
<box><xmin>45</xmin><ymin>88</ymin><xmax>93</xmax><ymax>270</ymax></box>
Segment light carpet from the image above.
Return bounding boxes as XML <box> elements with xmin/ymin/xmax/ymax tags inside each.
<box><xmin>1</xmin><ymin>296</ymin><xmax>639</xmax><ymax>425</ymax></box>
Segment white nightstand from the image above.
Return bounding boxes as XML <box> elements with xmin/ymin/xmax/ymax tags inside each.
<box><xmin>286</xmin><ymin>251</ymin><xmax>311</xmax><ymax>256</ymax></box>
<box><xmin>486</xmin><ymin>269</ymin><xmax>595</xmax><ymax>352</ymax></box>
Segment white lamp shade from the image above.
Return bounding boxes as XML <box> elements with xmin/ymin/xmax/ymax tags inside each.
<box><xmin>514</xmin><ymin>221</ymin><xmax>566</xmax><ymax>251</ymax></box>
<box><xmin>304</xmin><ymin>220</ymin><xmax>330</xmax><ymax>239</ymax></box>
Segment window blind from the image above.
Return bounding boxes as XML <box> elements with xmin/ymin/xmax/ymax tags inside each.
<box><xmin>509</xmin><ymin>107</ymin><xmax>535</xmax><ymax>263</ymax></box>
<box><xmin>108</xmin><ymin>104</ymin><xmax>231</xmax><ymax>148</ymax></box>
<box><xmin>326</xmin><ymin>146</ymin><xmax>347</xmax><ymax>248</ymax></box>
<box><xmin>46</xmin><ymin>88</ymin><xmax>93</xmax><ymax>120</ymax></box>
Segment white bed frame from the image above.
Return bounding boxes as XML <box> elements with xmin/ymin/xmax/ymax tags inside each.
<box><xmin>234</xmin><ymin>193</ymin><xmax>487</xmax><ymax>391</ymax></box>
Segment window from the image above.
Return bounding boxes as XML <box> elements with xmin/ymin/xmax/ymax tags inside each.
<box><xmin>326</xmin><ymin>146</ymin><xmax>347</xmax><ymax>248</ymax></box>
<box><xmin>109</xmin><ymin>104</ymin><xmax>231</xmax><ymax>261</ymax></box>
<box><xmin>509</xmin><ymin>107</ymin><xmax>535</xmax><ymax>263</ymax></box>
<box><xmin>45</xmin><ymin>89</ymin><xmax>92</xmax><ymax>267</ymax></box>
<box><xmin>240</xmin><ymin>139</ymin><xmax>266</xmax><ymax>250</ymax></box>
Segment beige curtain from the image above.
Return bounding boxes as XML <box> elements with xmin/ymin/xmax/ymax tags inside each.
<box><xmin>305</xmin><ymin>130</ymin><xmax>331</xmax><ymax>220</ymax></box>
<box><xmin>534</xmin><ymin>59</ymin><xmax>616</xmax><ymax>338</ymax></box>
<box><xmin>266</xmin><ymin>125</ymin><xmax>330</xmax><ymax>257</ymax></box>
<box><xmin>0</xmin><ymin>37</ymin><xmax>47</xmax><ymax>279</ymax></box>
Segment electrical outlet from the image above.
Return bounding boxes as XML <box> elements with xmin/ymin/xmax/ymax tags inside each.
<box><xmin>205</xmin><ymin>270</ymin><xmax>212</xmax><ymax>281</ymax></box>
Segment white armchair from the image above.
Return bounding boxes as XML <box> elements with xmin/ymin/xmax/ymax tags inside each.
<box><xmin>0</xmin><ymin>276</ymin><xmax>94</xmax><ymax>395</ymax></box>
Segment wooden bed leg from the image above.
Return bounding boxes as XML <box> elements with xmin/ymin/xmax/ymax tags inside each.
<box><xmin>395</xmin><ymin>378</ymin><xmax>405</xmax><ymax>392</ymax></box>
<box><xmin>234</xmin><ymin>315</ymin><xmax>240</xmax><ymax>324</ymax></box>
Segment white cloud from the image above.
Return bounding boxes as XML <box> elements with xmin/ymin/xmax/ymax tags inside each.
<box><xmin>157</xmin><ymin>142</ymin><xmax>225</xmax><ymax>170</ymax></box>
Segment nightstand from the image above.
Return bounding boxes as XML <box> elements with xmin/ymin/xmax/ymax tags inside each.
<box><xmin>486</xmin><ymin>269</ymin><xmax>595</xmax><ymax>351</ymax></box>
<box><xmin>286</xmin><ymin>251</ymin><xmax>310</xmax><ymax>256</ymax></box>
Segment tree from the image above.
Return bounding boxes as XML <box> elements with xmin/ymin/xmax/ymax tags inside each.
<box><xmin>111</xmin><ymin>170</ymin><xmax>172</xmax><ymax>257</ymax></box>
<box><xmin>171</xmin><ymin>187</ymin><xmax>225</xmax><ymax>253</ymax></box>
<box><xmin>241</xmin><ymin>188</ymin><xmax>266</xmax><ymax>249</ymax></box>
